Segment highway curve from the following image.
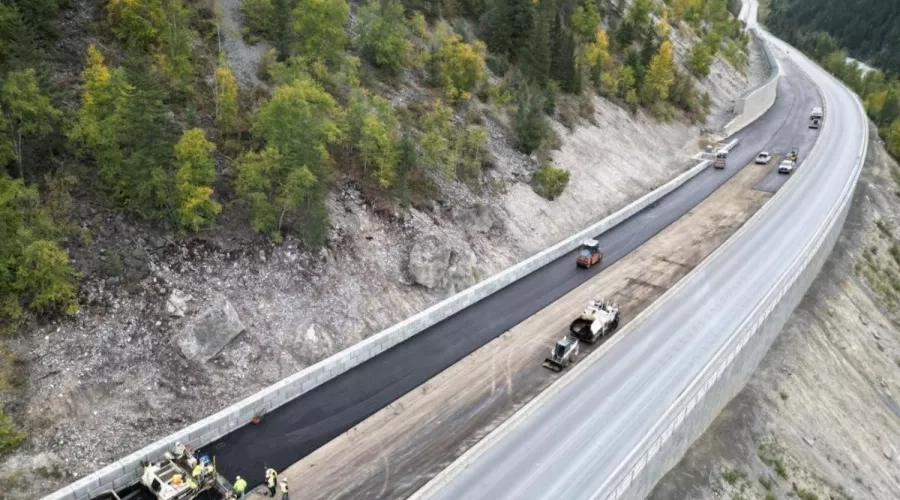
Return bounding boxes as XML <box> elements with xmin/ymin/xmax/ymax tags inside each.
<box><xmin>417</xmin><ymin>30</ymin><xmax>868</xmax><ymax>500</ymax></box>
<box><xmin>200</xmin><ymin>53</ymin><xmax>817</xmax><ymax>489</ymax></box>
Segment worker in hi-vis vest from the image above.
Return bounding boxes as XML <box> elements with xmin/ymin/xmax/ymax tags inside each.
<box><xmin>265</xmin><ymin>468</ymin><xmax>278</xmax><ymax>497</ymax></box>
<box><xmin>232</xmin><ymin>476</ymin><xmax>247</xmax><ymax>499</ymax></box>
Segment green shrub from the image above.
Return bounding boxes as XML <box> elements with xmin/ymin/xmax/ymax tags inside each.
<box><xmin>532</xmin><ymin>163</ymin><xmax>569</xmax><ymax>200</ymax></box>
<box><xmin>0</xmin><ymin>407</ymin><xmax>25</xmax><ymax>457</ymax></box>
<box><xmin>689</xmin><ymin>42</ymin><xmax>713</xmax><ymax>78</ymax></box>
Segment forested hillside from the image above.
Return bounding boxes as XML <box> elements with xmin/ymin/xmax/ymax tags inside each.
<box><xmin>0</xmin><ymin>0</ymin><xmax>746</xmax><ymax>341</ymax></box>
<box><xmin>765</xmin><ymin>0</ymin><xmax>900</xmax><ymax>76</ymax></box>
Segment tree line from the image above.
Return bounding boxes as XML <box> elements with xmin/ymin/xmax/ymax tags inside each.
<box><xmin>766</xmin><ymin>0</ymin><xmax>900</xmax><ymax>77</ymax></box>
<box><xmin>770</xmin><ymin>27</ymin><xmax>900</xmax><ymax>159</ymax></box>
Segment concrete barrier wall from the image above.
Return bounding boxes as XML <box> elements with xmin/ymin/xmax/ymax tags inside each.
<box><xmin>722</xmin><ymin>28</ymin><xmax>780</xmax><ymax>137</ymax></box>
<box><xmin>598</xmin><ymin>63</ymin><xmax>868</xmax><ymax>500</ymax></box>
<box><xmin>46</xmin><ymin>137</ymin><xmax>752</xmax><ymax>500</ymax></box>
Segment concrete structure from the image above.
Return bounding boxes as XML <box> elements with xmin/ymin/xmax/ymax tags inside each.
<box><xmin>723</xmin><ymin>28</ymin><xmax>781</xmax><ymax>137</ymax></box>
<box><xmin>407</xmin><ymin>18</ymin><xmax>868</xmax><ymax>500</ymax></box>
<box><xmin>43</xmin><ymin>140</ymin><xmax>746</xmax><ymax>500</ymax></box>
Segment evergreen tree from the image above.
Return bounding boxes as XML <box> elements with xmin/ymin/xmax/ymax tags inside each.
<box><xmin>550</xmin><ymin>14</ymin><xmax>579</xmax><ymax>94</ymax></box>
<box><xmin>521</xmin><ymin>10</ymin><xmax>551</xmax><ymax>86</ymax></box>
<box><xmin>513</xmin><ymin>84</ymin><xmax>549</xmax><ymax>154</ymax></box>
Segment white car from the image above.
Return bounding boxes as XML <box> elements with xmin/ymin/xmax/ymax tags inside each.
<box><xmin>778</xmin><ymin>159</ymin><xmax>795</xmax><ymax>174</ymax></box>
<box><xmin>755</xmin><ymin>152</ymin><xmax>771</xmax><ymax>164</ymax></box>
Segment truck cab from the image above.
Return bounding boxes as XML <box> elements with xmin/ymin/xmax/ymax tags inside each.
<box><xmin>810</xmin><ymin>107</ymin><xmax>823</xmax><ymax>128</ymax></box>
<box><xmin>576</xmin><ymin>239</ymin><xmax>603</xmax><ymax>268</ymax></box>
<box><xmin>713</xmin><ymin>151</ymin><xmax>727</xmax><ymax>169</ymax></box>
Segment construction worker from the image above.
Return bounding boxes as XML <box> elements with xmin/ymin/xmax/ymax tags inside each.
<box><xmin>265</xmin><ymin>468</ymin><xmax>278</xmax><ymax>497</ymax></box>
<box><xmin>233</xmin><ymin>475</ymin><xmax>247</xmax><ymax>500</ymax></box>
<box><xmin>280</xmin><ymin>479</ymin><xmax>289</xmax><ymax>500</ymax></box>
<box><xmin>192</xmin><ymin>463</ymin><xmax>204</xmax><ymax>479</ymax></box>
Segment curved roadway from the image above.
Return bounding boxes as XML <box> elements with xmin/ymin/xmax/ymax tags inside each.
<box><xmin>417</xmin><ymin>27</ymin><xmax>868</xmax><ymax>500</ymax></box>
<box><xmin>199</xmin><ymin>37</ymin><xmax>819</xmax><ymax>491</ymax></box>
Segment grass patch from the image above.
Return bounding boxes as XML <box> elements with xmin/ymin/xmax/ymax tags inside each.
<box><xmin>759</xmin><ymin>443</ymin><xmax>789</xmax><ymax>479</ymax></box>
<box><xmin>759</xmin><ymin>475</ymin><xmax>775</xmax><ymax>491</ymax></box>
<box><xmin>722</xmin><ymin>468</ymin><xmax>745</xmax><ymax>485</ymax></box>
<box><xmin>876</xmin><ymin>219</ymin><xmax>893</xmax><ymax>238</ymax></box>
<box><xmin>793</xmin><ymin>485</ymin><xmax>819</xmax><ymax>500</ymax></box>
<box><xmin>780</xmin><ymin>390</ymin><xmax>789</xmax><ymax>401</ymax></box>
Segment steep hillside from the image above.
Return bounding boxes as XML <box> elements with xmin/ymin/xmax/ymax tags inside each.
<box><xmin>0</xmin><ymin>0</ymin><xmax>764</xmax><ymax>497</ymax></box>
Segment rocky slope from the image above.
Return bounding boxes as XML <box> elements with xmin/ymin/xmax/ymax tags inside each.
<box><xmin>649</xmin><ymin>127</ymin><xmax>900</xmax><ymax>500</ymax></box>
<box><xmin>0</xmin><ymin>15</ymin><xmax>767</xmax><ymax>500</ymax></box>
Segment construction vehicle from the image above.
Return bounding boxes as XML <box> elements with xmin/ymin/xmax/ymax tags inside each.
<box><xmin>576</xmin><ymin>239</ymin><xmax>603</xmax><ymax>268</ymax></box>
<box><xmin>569</xmin><ymin>299</ymin><xmax>621</xmax><ymax>343</ymax></box>
<box><xmin>713</xmin><ymin>151</ymin><xmax>727</xmax><ymax>169</ymax></box>
<box><xmin>543</xmin><ymin>335</ymin><xmax>579</xmax><ymax>372</ymax></box>
<box><xmin>139</xmin><ymin>443</ymin><xmax>229</xmax><ymax>500</ymax></box>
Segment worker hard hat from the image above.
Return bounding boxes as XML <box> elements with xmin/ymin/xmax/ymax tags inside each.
<box><xmin>236</xmin><ymin>476</ymin><xmax>241</xmax><ymax>480</ymax></box>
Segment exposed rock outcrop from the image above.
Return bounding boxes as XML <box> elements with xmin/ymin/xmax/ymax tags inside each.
<box><xmin>176</xmin><ymin>296</ymin><xmax>246</xmax><ymax>362</ymax></box>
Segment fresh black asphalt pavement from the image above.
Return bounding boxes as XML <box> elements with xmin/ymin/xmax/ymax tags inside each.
<box><xmin>197</xmin><ymin>59</ymin><xmax>821</xmax><ymax>490</ymax></box>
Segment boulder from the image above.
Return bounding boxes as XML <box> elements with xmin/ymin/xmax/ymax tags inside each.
<box><xmin>177</xmin><ymin>296</ymin><xmax>246</xmax><ymax>361</ymax></box>
<box><xmin>443</xmin><ymin>248</ymin><xmax>479</xmax><ymax>294</ymax></box>
<box><xmin>452</xmin><ymin>203</ymin><xmax>495</xmax><ymax>233</ymax></box>
<box><xmin>407</xmin><ymin>236</ymin><xmax>480</xmax><ymax>294</ymax></box>
<box><xmin>31</xmin><ymin>452</ymin><xmax>62</xmax><ymax>476</ymax></box>
<box><xmin>165</xmin><ymin>289</ymin><xmax>193</xmax><ymax>318</ymax></box>
<box><xmin>408</xmin><ymin>236</ymin><xmax>452</xmax><ymax>290</ymax></box>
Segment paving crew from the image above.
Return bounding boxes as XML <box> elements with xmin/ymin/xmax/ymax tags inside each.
<box><xmin>280</xmin><ymin>479</ymin><xmax>289</xmax><ymax>500</ymax></box>
<box><xmin>265</xmin><ymin>468</ymin><xmax>278</xmax><ymax>497</ymax></box>
<box><xmin>232</xmin><ymin>475</ymin><xmax>247</xmax><ymax>499</ymax></box>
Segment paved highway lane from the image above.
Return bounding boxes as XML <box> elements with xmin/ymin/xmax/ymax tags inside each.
<box><xmin>200</xmin><ymin>56</ymin><xmax>818</xmax><ymax>489</ymax></box>
<box><xmin>420</xmin><ymin>33</ymin><xmax>866</xmax><ymax>500</ymax></box>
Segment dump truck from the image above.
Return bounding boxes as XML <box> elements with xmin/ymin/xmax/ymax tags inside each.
<box><xmin>138</xmin><ymin>443</ymin><xmax>229</xmax><ymax>500</ymax></box>
<box><xmin>569</xmin><ymin>300</ymin><xmax>620</xmax><ymax>344</ymax></box>
<box><xmin>576</xmin><ymin>239</ymin><xmax>603</xmax><ymax>268</ymax></box>
<box><xmin>543</xmin><ymin>335</ymin><xmax>579</xmax><ymax>372</ymax></box>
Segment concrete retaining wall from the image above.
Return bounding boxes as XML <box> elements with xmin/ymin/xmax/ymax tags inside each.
<box><xmin>722</xmin><ymin>28</ymin><xmax>780</xmax><ymax>138</ymax></box>
<box><xmin>598</xmin><ymin>63</ymin><xmax>867</xmax><ymax>500</ymax></box>
<box><xmin>46</xmin><ymin>137</ymin><xmax>751</xmax><ymax>500</ymax></box>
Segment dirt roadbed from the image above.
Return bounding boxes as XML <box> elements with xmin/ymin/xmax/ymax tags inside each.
<box><xmin>246</xmin><ymin>159</ymin><xmax>778</xmax><ymax>500</ymax></box>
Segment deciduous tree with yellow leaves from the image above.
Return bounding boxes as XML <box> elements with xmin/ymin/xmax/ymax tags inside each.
<box><xmin>640</xmin><ymin>39</ymin><xmax>675</xmax><ymax>105</ymax></box>
<box><xmin>173</xmin><ymin>128</ymin><xmax>220</xmax><ymax>231</ymax></box>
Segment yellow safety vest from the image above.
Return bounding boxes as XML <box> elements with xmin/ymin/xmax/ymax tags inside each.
<box><xmin>281</xmin><ymin>483</ymin><xmax>289</xmax><ymax>493</ymax></box>
<box><xmin>192</xmin><ymin>464</ymin><xmax>203</xmax><ymax>477</ymax></box>
<box><xmin>234</xmin><ymin>479</ymin><xmax>247</xmax><ymax>492</ymax></box>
